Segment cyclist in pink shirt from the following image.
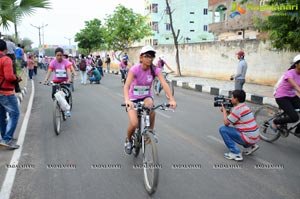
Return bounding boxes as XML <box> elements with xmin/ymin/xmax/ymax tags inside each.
<box><xmin>123</xmin><ymin>45</ymin><xmax>176</xmax><ymax>155</ymax></box>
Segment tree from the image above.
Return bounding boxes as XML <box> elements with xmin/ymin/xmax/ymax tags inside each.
<box><xmin>250</xmin><ymin>0</ymin><xmax>300</xmax><ymax>51</ymax></box>
<box><xmin>165</xmin><ymin>0</ymin><xmax>181</xmax><ymax>76</ymax></box>
<box><xmin>105</xmin><ymin>4</ymin><xmax>152</xmax><ymax>59</ymax></box>
<box><xmin>0</xmin><ymin>0</ymin><xmax>51</xmax><ymax>40</ymax></box>
<box><xmin>74</xmin><ymin>19</ymin><xmax>106</xmax><ymax>54</ymax></box>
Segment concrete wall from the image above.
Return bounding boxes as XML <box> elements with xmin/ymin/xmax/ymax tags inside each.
<box><xmin>125</xmin><ymin>40</ymin><xmax>299</xmax><ymax>86</ymax></box>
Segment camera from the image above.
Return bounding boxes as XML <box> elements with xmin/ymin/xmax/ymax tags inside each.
<box><xmin>213</xmin><ymin>95</ymin><xmax>233</xmax><ymax>109</ymax></box>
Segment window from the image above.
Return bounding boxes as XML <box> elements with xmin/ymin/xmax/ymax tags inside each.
<box><xmin>166</xmin><ymin>38</ymin><xmax>169</xmax><ymax>40</ymax></box>
<box><xmin>203</xmin><ymin>25</ymin><xmax>208</xmax><ymax>32</ymax></box>
<box><xmin>203</xmin><ymin>8</ymin><xmax>208</xmax><ymax>15</ymax></box>
<box><xmin>152</xmin><ymin>21</ymin><xmax>159</xmax><ymax>32</ymax></box>
<box><xmin>152</xmin><ymin>4</ymin><xmax>158</xmax><ymax>13</ymax></box>
<box><xmin>190</xmin><ymin>21</ymin><xmax>194</xmax><ymax>23</ymax></box>
<box><xmin>166</xmin><ymin>23</ymin><xmax>171</xmax><ymax>31</ymax></box>
<box><xmin>190</xmin><ymin>12</ymin><xmax>195</xmax><ymax>14</ymax></box>
<box><xmin>190</xmin><ymin>30</ymin><xmax>195</xmax><ymax>32</ymax></box>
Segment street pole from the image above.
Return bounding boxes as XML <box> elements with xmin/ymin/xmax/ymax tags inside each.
<box><xmin>31</xmin><ymin>24</ymin><xmax>48</xmax><ymax>48</ymax></box>
<box><xmin>64</xmin><ymin>37</ymin><xmax>72</xmax><ymax>53</ymax></box>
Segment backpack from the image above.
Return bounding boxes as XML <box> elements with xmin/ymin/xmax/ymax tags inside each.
<box><xmin>79</xmin><ymin>59</ymin><xmax>87</xmax><ymax>71</ymax></box>
<box><xmin>97</xmin><ymin>58</ymin><xmax>103</xmax><ymax>66</ymax></box>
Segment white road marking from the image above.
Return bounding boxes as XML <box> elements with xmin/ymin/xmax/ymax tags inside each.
<box><xmin>0</xmin><ymin>80</ymin><xmax>35</xmax><ymax>199</ymax></box>
<box><xmin>207</xmin><ymin>135</ymin><xmax>274</xmax><ymax>165</ymax></box>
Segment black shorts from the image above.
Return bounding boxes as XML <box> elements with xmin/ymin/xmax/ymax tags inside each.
<box><xmin>131</xmin><ymin>96</ymin><xmax>153</xmax><ymax>104</ymax></box>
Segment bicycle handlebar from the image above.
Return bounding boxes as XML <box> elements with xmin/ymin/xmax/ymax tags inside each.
<box><xmin>121</xmin><ymin>102</ymin><xmax>171</xmax><ymax>111</ymax></box>
<box><xmin>40</xmin><ymin>81</ymin><xmax>71</xmax><ymax>86</ymax></box>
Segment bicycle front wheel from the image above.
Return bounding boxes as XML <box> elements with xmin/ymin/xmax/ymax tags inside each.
<box><xmin>132</xmin><ymin>131</ymin><xmax>141</xmax><ymax>157</ymax></box>
<box><xmin>143</xmin><ymin>131</ymin><xmax>159</xmax><ymax>195</ymax></box>
<box><xmin>254</xmin><ymin>105</ymin><xmax>280</xmax><ymax>142</ymax></box>
<box><xmin>165</xmin><ymin>80</ymin><xmax>174</xmax><ymax>99</ymax></box>
<box><xmin>53</xmin><ymin>100</ymin><xmax>61</xmax><ymax>135</ymax></box>
<box><xmin>152</xmin><ymin>78</ymin><xmax>159</xmax><ymax>95</ymax></box>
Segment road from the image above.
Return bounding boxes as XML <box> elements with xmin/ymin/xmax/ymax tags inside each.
<box><xmin>1</xmin><ymin>71</ymin><xmax>300</xmax><ymax>199</ymax></box>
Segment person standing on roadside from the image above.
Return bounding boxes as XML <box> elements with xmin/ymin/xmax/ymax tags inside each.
<box><xmin>231</xmin><ymin>51</ymin><xmax>247</xmax><ymax>90</ymax></box>
<box><xmin>27</xmin><ymin>54</ymin><xmax>34</xmax><ymax>80</ymax></box>
<box><xmin>105</xmin><ymin>54</ymin><xmax>111</xmax><ymax>73</ymax></box>
<box><xmin>4</xmin><ymin>36</ymin><xmax>21</xmax><ymax>93</ymax></box>
<box><xmin>79</xmin><ymin>54</ymin><xmax>87</xmax><ymax>85</ymax></box>
<box><xmin>33</xmin><ymin>54</ymin><xmax>38</xmax><ymax>76</ymax></box>
<box><xmin>0</xmin><ymin>39</ymin><xmax>21</xmax><ymax>149</ymax></box>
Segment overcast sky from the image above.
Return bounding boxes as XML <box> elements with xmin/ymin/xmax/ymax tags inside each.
<box><xmin>4</xmin><ymin>0</ymin><xmax>144</xmax><ymax>47</ymax></box>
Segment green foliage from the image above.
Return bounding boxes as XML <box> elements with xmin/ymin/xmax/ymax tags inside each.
<box><xmin>0</xmin><ymin>0</ymin><xmax>51</xmax><ymax>29</ymax></box>
<box><xmin>104</xmin><ymin>5</ymin><xmax>152</xmax><ymax>52</ymax></box>
<box><xmin>254</xmin><ymin>0</ymin><xmax>300</xmax><ymax>51</ymax></box>
<box><xmin>74</xmin><ymin>19</ymin><xmax>106</xmax><ymax>53</ymax></box>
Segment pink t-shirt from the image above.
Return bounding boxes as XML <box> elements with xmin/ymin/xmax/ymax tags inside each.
<box><xmin>27</xmin><ymin>58</ymin><xmax>34</xmax><ymax>70</ymax></box>
<box><xmin>120</xmin><ymin>62</ymin><xmax>127</xmax><ymax>70</ymax></box>
<box><xmin>275</xmin><ymin>69</ymin><xmax>300</xmax><ymax>98</ymax></box>
<box><xmin>49</xmin><ymin>58</ymin><xmax>71</xmax><ymax>83</ymax></box>
<box><xmin>129</xmin><ymin>64</ymin><xmax>161</xmax><ymax>100</ymax></box>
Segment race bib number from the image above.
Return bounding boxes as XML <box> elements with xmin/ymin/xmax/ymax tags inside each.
<box><xmin>133</xmin><ymin>86</ymin><xmax>150</xmax><ymax>96</ymax></box>
<box><xmin>55</xmin><ymin>69</ymin><xmax>67</xmax><ymax>78</ymax></box>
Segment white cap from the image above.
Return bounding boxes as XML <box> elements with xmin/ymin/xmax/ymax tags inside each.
<box><xmin>140</xmin><ymin>45</ymin><xmax>156</xmax><ymax>55</ymax></box>
<box><xmin>88</xmin><ymin>55</ymin><xmax>91</xmax><ymax>58</ymax></box>
<box><xmin>293</xmin><ymin>54</ymin><xmax>300</xmax><ymax>64</ymax></box>
<box><xmin>68</xmin><ymin>54</ymin><xmax>72</xmax><ymax>57</ymax></box>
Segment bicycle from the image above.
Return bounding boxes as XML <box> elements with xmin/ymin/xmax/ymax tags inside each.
<box><xmin>120</xmin><ymin>69</ymin><xmax>128</xmax><ymax>85</ymax></box>
<box><xmin>254</xmin><ymin>104</ymin><xmax>300</xmax><ymax>142</ymax></box>
<box><xmin>152</xmin><ymin>71</ymin><xmax>174</xmax><ymax>99</ymax></box>
<box><xmin>44</xmin><ymin>82</ymin><xmax>73</xmax><ymax>135</ymax></box>
<box><xmin>121</xmin><ymin>102</ymin><xmax>172</xmax><ymax>195</ymax></box>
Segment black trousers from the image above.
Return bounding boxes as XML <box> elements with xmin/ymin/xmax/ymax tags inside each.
<box><xmin>274</xmin><ymin>96</ymin><xmax>300</xmax><ymax>124</ymax></box>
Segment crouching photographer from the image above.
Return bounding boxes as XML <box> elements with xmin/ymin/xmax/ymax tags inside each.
<box><xmin>217</xmin><ymin>90</ymin><xmax>260</xmax><ymax>161</ymax></box>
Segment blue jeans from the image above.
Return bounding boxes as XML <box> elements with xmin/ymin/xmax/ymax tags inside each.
<box><xmin>219</xmin><ymin>125</ymin><xmax>250</xmax><ymax>154</ymax></box>
<box><xmin>0</xmin><ymin>94</ymin><xmax>20</xmax><ymax>142</ymax></box>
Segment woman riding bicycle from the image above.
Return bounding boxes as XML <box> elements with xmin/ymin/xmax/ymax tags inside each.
<box><xmin>120</xmin><ymin>56</ymin><xmax>129</xmax><ymax>84</ymax></box>
<box><xmin>43</xmin><ymin>47</ymin><xmax>72</xmax><ymax>116</ymax></box>
<box><xmin>123</xmin><ymin>45</ymin><xmax>176</xmax><ymax>154</ymax></box>
<box><xmin>155</xmin><ymin>55</ymin><xmax>174</xmax><ymax>95</ymax></box>
<box><xmin>272</xmin><ymin>54</ymin><xmax>300</xmax><ymax>136</ymax></box>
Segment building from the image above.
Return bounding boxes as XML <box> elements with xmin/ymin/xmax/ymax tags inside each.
<box><xmin>208</xmin><ymin>0</ymin><xmax>264</xmax><ymax>41</ymax></box>
<box><xmin>143</xmin><ymin>0</ymin><xmax>214</xmax><ymax>45</ymax></box>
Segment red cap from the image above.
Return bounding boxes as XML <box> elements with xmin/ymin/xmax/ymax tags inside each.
<box><xmin>237</xmin><ymin>51</ymin><xmax>245</xmax><ymax>57</ymax></box>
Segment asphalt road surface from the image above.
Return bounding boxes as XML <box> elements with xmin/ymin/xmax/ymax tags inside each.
<box><xmin>1</xmin><ymin>71</ymin><xmax>299</xmax><ymax>199</ymax></box>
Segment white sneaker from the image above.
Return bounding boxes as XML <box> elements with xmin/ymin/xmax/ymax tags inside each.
<box><xmin>243</xmin><ymin>144</ymin><xmax>259</xmax><ymax>156</ymax></box>
<box><xmin>65</xmin><ymin>111</ymin><xmax>71</xmax><ymax>117</ymax></box>
<box><xmin>224</xmin><ymin>152</ymin><xmax>243</xmax><ymax>161</ymax></box>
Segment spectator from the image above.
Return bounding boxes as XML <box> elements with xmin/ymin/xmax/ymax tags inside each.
<box><xmin>105</xmin><ymin>54</ymin><xmax>111</xmax><ymax>73</ymax></box>
<box><xmin>231</xmin><ymin>51</ymin><xmax>247</xmax><ymax>90</ymax></box>
<box><xmin>0</xmin><ymin>39</ymin><xmax>21</xmax><ymax>149</ymax></box>
<box><xmin>27</xmin><ymin>54</ymin><xmax>34</xmax><ymax>79</ymax></box>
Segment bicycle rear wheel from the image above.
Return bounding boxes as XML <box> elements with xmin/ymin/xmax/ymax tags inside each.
<box><xmin>165</xmin><ymin>80</ymin><xmax>174</xmax><ymax>99</ymax></box>
<box><xmin>53</xmin><ymin>100</ymin><xmax>62</xmax><ymax>135</ymax></box>
<box><xmin>143</xmin><ymin>131</ymin><xmax>159</xmax><ymax>195</ymax></box>
<box><xmin>254</xmin><ymin>105</ymin><xmax>281</xmax><ymax>142</ymax></box>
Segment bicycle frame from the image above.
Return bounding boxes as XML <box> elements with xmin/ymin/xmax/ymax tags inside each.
<box><xmin>276</xmin><ymin>109</ymin><xmax>300</xmax><ymax>135</ymax></box>
<box><xmin>264</xmin><ymin>108</ymin><xmax>300</xmax><ymax>136</ymax></box>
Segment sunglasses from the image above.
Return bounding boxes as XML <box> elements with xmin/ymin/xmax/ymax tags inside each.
<box><xmin>143</xmin><ymin>54</ymin><xmax>155</xmax><ymax>59</ymax></box>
